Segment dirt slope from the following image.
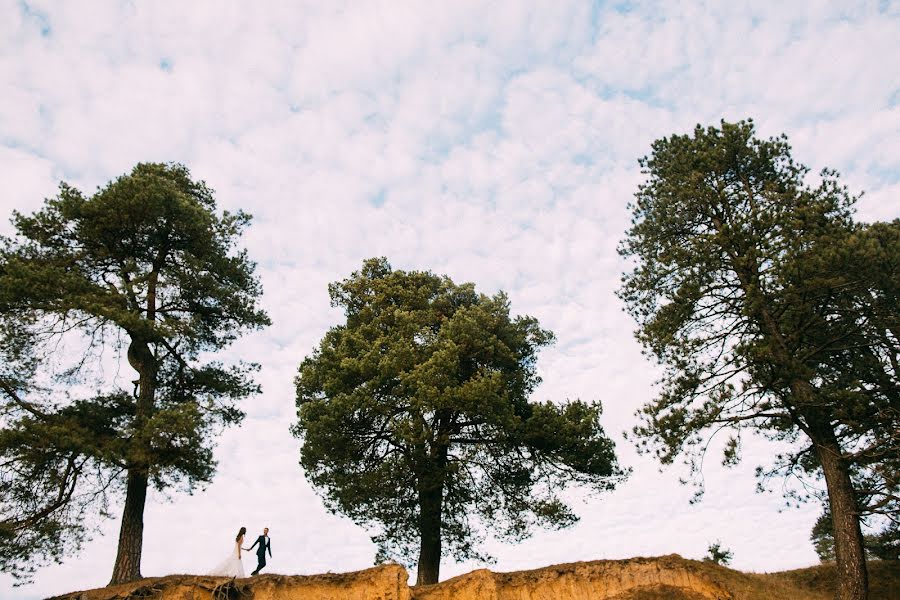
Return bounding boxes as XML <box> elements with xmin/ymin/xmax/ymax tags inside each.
<box><xmin>50</xmin><ymin>565</ymin><xmax>410</xmax><ymax>600</ymax></box>
<box><xmin>412</xmin><ymin>555</ymin><xmax>732</xmax><ymax>600</ymax></box>
<box><xmin>48</xmin><ymin>555</ymin><xmax>900</xmax><ymax>600</ymax></box>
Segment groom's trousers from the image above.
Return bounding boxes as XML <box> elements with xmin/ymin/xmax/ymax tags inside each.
<box><xmin>252</xmin><ymin>553</ymin><xmax>266</xmax><ymax>575</ymax></box>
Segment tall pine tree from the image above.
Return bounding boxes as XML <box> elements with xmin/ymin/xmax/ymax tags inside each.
<box><xmin>0</xmin><ymin>163</ymin><xmax>270</xmax><ymax>584</ymax></box>
<box><xmin>618</xmin><ymin>120</ymin><xmax>898</xmax><ymax>600</ymax></box>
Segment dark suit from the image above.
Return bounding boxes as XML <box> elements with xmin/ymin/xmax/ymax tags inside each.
<box><xmin>248</xmin><ymin>534</ymin><xmax>272</xmax><ymax>575</ymax></box>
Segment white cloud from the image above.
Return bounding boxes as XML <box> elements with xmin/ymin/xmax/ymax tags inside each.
<box><xmin>1</xmin><ymin>0</ymin><xmax>897</xmax><ymax>598</ymax></box>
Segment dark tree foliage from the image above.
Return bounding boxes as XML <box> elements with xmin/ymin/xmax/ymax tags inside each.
<box><xmin>293</xmin><ymin>258</ymin><xmax>625</xmax><ymax>585</ymax></box>
<box><xmin>618</xmin><ymin>120</ymin><xmax>898</xmax><ymax>600</ymax></box>
<box><xmin>813</xmin><ymin>510</ymin><xmax>900</xmax><ymax>562</ymax></box>
<box><xmin>705</xmin><ymin>541</ymin><xmax>733</xmax><ymax>566</ymax></box>
<box><xmin>867</xmin><ymin>523</ymin><xmax>900</xmax><ymax>562</ymax></box>
<box><xmin>0</xmin><ymin>322</ymin><xmax>121</xmax><ymax>585</ymax></box>
<box><xmin>0</xmin><ymin>163</ymin><xmax>270</xmax><ymax>584</ymax></box>
<box><xmin>812</xmin><ymin>510</ymin><xmax>838</xmax><ymax>563</ymax></box>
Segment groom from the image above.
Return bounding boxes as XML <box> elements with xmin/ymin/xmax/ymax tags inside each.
<box><xmin>248</xmin><ymin>527</ymin><xmax>272</xmax><ymax>575</ymax></box>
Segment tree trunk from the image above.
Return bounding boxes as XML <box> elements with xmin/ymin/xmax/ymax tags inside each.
<box><xmin>791</xmin><ymin>375</ymin><xmax>869</xmax><ymax>600</ymax></box>
<box><xmin>109</xmin><ymin>470</ymin><xmax>148</xmax><ymax>584</ymax></box>
<box><xmin>719</xmin><ymin>195</ymin><xmax>869</xmax><ymax>600</ymax></box>
<box><xmin>110</xmin><ymin>338</ymin><xmax>157</xmax><ymax>584</ymax></box>
<box><xmin>815</xmin><ymin>434</ymin><xmax>868</xmax><ymax>600</ymax></box>
<box><xmin>416</xmin><ymin>485</ymin><xmax>443</xmax><ymax>586</ymax></box>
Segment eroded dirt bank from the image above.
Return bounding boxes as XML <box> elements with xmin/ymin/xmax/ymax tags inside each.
<box><xmin>412</xmin><ymin>555</ymin><xmax>732</xmax><ymax>600</ymax></box>
<box><xmin>51</xmin><ymin>564</ymin><xmax>411</xmax><ymax>600</ymax></box>
<box><xmin>48</xmin><ymin>554</ymin><xmax>900</xmax><ymax>600</ymax></box>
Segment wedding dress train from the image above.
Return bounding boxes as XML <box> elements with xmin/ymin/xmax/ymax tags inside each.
<box><xmin>208</xmin><ymin>541</ymin><xmax>245</xmax><ymax>577</ymax></box>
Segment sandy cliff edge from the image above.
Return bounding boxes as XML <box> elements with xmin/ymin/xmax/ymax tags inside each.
<box><xmin>47</xmin><ymin>554</ymin><xmax>900</xmax><ymax>600</ymax></box>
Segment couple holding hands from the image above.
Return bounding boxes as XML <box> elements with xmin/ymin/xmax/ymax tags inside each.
<box><xmin>209</xmin><ymin>526</ymin><xmax>272</xmax><ymax>578</ymax></box>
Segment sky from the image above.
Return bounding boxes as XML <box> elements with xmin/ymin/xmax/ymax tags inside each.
<box><xmin>1</xmin><ymin>1</ymin><xmax>898</xmax><ymax>598</ymax></box>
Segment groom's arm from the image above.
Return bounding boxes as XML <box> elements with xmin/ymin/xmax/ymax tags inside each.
<box><xmin>248</xmin><ymin>536</ymin><xmax>260</xmax><ymax>551</ymax></box>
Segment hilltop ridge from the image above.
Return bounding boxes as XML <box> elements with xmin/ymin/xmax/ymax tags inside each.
<box><xmin>50</xmin><ymin>554</ymin><xmax>900</xmax><ymax>600</ymax></box>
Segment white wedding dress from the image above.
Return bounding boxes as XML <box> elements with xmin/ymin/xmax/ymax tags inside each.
<box><xmin>208</xmin><ymin>541</ymin><xmax>245</xmax><ymax>577</ymax></box>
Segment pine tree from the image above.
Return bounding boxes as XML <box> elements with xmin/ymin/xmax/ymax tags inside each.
<box><xmin>0</xmin><ymin>163</ymin><xmax>270</xmax><ymax>583</ymax></box>
<box><xmin>618</xmin><ymin>120</ymin><xmax>898</xmax><ymax>600</ymax></box>
<box><xmin>293</xmin><ymin>258</ymin><xmax>625</xmax><ymax>585</ymax></box>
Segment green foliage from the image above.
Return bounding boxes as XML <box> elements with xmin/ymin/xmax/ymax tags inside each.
<box><xmin>867</xmin><ymin>523</ymin><xmax>900</xmax><ymax>562</ymax></box>
<box><xmin>812</xmin><ymin>511</ymin><xmax>837</xmax><ymax>562</ymax></box>
<box><xmin>813</xmin><ymin>510</ymin><xmax>900</xmax><ymax>562</ymax></box>
<box><xmin>705</xmin><ymin>541</ymin><xmax>733</xmax><ymax>566</ymax></box>
<box><xmin>293</xmin><ymin>258</ymin><xmax>625</xmax><ymax>568</ymax></box>
<box><xmin>0</xmin><ymin>163</ymin><xmax>270</xmax><ymax>582</ymax></box>
<box><xmin>617</xmin><ymin>119</ymin><xmax>898</xmax><ymax>515</ymax></box>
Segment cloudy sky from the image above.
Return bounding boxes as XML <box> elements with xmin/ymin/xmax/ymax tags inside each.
<box><xmin>1</xmin><ymin>1</ymin><xmax>898</xmax><ymax>597</ymax></box>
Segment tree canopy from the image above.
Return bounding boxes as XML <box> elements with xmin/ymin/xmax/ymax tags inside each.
<box><xmin>293</xmin><ymin>258</ymin><xmax>625</xmax><ymax>584</ymax></box>
<box><xmin>0</xmin><ymin>162</ymin><xmax>270</xmax><ymax>583</ymax></box>
<box><xmin>618</xmin><ymin>119</ymin><xmax>898</xmax><ymax>600</ymax></box>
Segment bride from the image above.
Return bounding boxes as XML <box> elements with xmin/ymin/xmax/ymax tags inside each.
<box><xmin>208</xmin><ymin>526</ymin><xmax>248</xmax><ymax>577</ymax></box>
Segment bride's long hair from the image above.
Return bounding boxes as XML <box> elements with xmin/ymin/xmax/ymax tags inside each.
<box><xmin>235</xmin><ymin>526</ymin><xmax>247</xmax><ymax>542</ymax></box>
